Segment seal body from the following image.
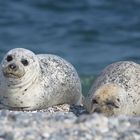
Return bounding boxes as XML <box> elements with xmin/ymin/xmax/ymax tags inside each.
<box><xmin>84</xmin><ymin>61</ymin><xmax>140</xmax><ymax>116</ymax></box>
<box><xmin>0</xmin><ymin>48</ymin><xmax>82</xmax><ymax>110</ymax></box>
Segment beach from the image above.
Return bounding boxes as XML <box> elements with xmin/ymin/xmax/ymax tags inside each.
<box><xmin>0</xmin><ymin>105</ymin><xmax>139</xmax><ymax>140</ymax></box>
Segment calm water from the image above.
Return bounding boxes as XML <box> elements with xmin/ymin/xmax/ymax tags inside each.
<box><xmin>0</xmin><ymin>0</ymin><xmax>140</xmax><ymax>93</ymax></box>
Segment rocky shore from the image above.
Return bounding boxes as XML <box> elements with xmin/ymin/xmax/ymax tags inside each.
<box><xmin>0</xmin><ymin>105</ymin><xmax>139</xmax><ymax>140</ymax></box>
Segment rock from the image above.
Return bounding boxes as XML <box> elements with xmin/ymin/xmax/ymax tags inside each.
<box><xmin>0</xmin><ymin>105</ymin><xmax>139</xmax><ymax>140</ymax></box>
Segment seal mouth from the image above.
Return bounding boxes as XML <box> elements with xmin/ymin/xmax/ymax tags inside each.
<box><xmin>3</xmin><ymin>72</ymin><xmax>23</xmax><ymax>79</ymax></box>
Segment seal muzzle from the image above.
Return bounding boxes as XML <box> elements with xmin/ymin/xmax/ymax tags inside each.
<box><xmin>2</xmin><ymin>62</ymin><xmax>25</xmax><ymax>79</ymax></box>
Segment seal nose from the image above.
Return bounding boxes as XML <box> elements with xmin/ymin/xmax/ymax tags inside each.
<box><xmin>8</xmin><ymin>63</ymin><xmax>17</xmax><ymax>70</ymax></box>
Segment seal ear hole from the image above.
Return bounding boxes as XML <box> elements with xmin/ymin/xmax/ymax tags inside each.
<box><xmin>21</xmin><ymin>59</ymin><xmax>29</xmax><ymax>66</ymax></box>
<box><xmin>6</xmin><ymin>55</ymin><xmax>13</xmax><ymax>62</ymax></box>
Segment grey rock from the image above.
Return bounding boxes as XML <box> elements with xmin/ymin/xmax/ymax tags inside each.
<box><xmin>0</xmin><ymin>105</ymin><xmax>139</xmax><ymax>140</ymax></box>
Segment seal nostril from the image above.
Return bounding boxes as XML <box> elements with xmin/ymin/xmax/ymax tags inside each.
<box><xmin>9</xmin><ymin>63</ymin><xmax>17</xmax><ymax>70</ymax></box>
<box><xmin>94</xmin><ymin>108</ymin><xmax>101</xmax><ymax>113</ymax></box>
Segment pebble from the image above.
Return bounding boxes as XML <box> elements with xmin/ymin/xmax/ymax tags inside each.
<box><xmin>0</xmin><ymin>105</ymin><xmax>139</xmax><ymax>140</ymax></box>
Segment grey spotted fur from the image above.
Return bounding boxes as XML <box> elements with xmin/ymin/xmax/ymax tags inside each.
<box><xmin>0</xmin><ymin>48</ymin><xmax>82</xmax><ymax>110</ymax></box>
<box><xmin>84</xmin><ymin>61</ymin><xmax>140</xmax><ymax>116</ymax></box>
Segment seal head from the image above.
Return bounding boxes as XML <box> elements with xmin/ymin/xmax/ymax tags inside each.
<box><xmin>0</xmin><ymin>48</ymin><xmax>41</xmax><ymax>110</ymax></box>
<box><xmin>84</xmin><ymin>84</ymin><xmax>128</xmax><ymax>116</ymax></box>
<box><xmin>1</xmin><ymin>48</ymin><xmax>40</xmax><ymax>86</ymax></box>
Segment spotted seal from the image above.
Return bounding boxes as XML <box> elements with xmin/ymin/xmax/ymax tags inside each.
<box><xmin>0</xmin><ymin>48</ymin><xmax>82</xmax><ymax>110</ymax></box>
<box><xmin>84</xmin><ymin>61</ymin><xmax>140</xmax><ymax>116</ymax></box>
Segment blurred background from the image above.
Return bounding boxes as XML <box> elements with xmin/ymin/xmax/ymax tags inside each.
<box><xmin>0</xmin><ymin>0</ymin><xmax>140</xmax><ymax>94</ymax></box>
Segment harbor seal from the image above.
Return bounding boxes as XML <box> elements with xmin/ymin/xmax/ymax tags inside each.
<box><xmin>0</xmin><ymin>48</ymin><xmax>82</xmax><ymax>110</ymax></box>
<box><xmin>83</xmin><ymin>61</ymin><xmax>140</xmax><ymax>116</ymax></box>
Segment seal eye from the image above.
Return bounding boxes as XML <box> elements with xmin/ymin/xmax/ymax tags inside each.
<box><xmin>106</xmin><ymin>101</ymin><xmax>119</xmax><ymax>108</ymax></box>
<box><xmin>92</xmin><ymin>99</ymin><xmax>98</xmax><ymax>104</ymax></box>
<box><xmin>21</xmin><ymin>59</ymin><xmax>29</xmax><ymax>66</ymax></box>
<box><xmin>6</xmin><ymin>55</ymin><xmax>13</xmax><ymax>62</ymax></box>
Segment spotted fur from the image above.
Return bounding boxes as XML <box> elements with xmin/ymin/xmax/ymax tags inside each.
<box><xmin>84</xmin><ymin>61</ymin><xmax>140</xmax><ymax>116</ymax></box>
<box><xmin>0</xmin><ymin>48</ymin><xmax>82</xmax><ymax>110</ymax></box>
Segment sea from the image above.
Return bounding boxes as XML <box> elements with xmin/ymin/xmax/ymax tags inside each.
<box><xmin>0</xmin><ymin>0</ymin><xmax>140</xmax><ymax>94</ymax></box>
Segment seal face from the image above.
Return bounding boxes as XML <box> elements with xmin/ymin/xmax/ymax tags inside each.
<box><xmin>0</xmin><ymin>48</ymin><xmax>82</xmax><ymax>110</ymax></box>
<box><xmin>1</xmin><ymin>48</ymin><xmax>39</xmax><ymax>81</ymax></box>
<box><xmin>84</xmin><ymin>61</ymin><xmax>140</xmax><ymax>116</ymax></box>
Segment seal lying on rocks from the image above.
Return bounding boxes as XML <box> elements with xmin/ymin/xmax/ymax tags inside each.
<box><xmin>84</xmin><ymin>61</ymin><xmax>140</xmax><ymax>116</ymax></box>
<box><xmin>0</xmin><ymin>48</ymin><xmax>82</xmax><ymax>110</ymax></box>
